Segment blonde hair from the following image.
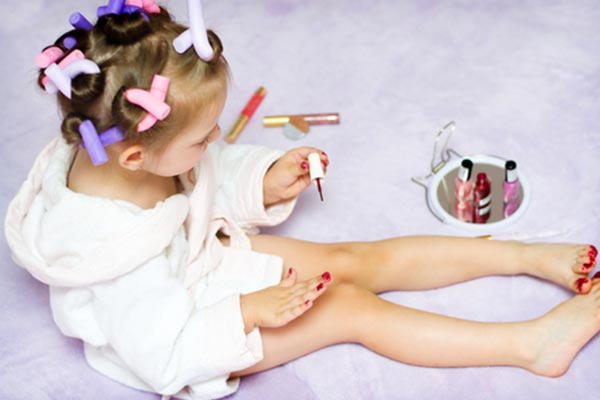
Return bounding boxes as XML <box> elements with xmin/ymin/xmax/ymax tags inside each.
<box><xmin>39</xmin><ymin>7</ymin><xmax>228</xmax><ymax>149</ymax></box>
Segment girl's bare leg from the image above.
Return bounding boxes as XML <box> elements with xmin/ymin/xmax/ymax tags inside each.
<box><xmin>247</xmin><ymin>235</ymin><xmax>596</xmax><ymax>294</ymax></box>
<box><xmin>233</xmin><ymin>283</ymin><xmax>600</xmax><ymax>378</ymax></box>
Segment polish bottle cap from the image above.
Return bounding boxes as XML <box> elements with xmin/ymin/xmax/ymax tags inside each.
<box><xmin>308</xmin><ymin>152</ymin><xmax>325</xmax><ymax>180</ymax></box>
<box><xmin>505</xmin><ymin>160</ymin><xmax>518</xmax><ymax>183</ymax></box>
<box><xmin>457</xmin><ymin>159</ymin><xmax>473</xmax><ymax>182</ymax></box>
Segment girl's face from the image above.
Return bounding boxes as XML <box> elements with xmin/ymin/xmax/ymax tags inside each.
<box><xmin>142</xmin><ymin>90</ymin><xmax>226</xmax><ymax>177</ymax></box>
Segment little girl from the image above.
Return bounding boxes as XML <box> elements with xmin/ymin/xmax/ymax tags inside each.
<box><xmin>5</xmin><ymin>2</ymin><xmax>600</xmax><ymax>400</ymax></box>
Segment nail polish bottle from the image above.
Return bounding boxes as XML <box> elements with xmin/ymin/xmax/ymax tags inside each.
<box><xmin>473</xmin><ymin>172</ymin><xmax>491</xmax><ymax>224</ymax></box>
<box><xmin>503</xmin><ymin>160</ymin><xmax>519</xmax><ymax>218</ymax></box>
<box><xmin>454</xmin><ymin>158</ymin><xmax>474</xmax><ymax>223</ymax></box>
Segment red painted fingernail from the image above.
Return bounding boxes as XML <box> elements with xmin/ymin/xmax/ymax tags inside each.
<box><xmin>304</xmin><ymin>300</ymin><xmax>310</xmax><ymax>306</ymax></box>
<box><xmin>590</xmin><ymin>245</ymin><xmax>598</xmax><ymax>257</ymax></box>
<box><xmin>583</xmin><ymin>262</ymin><xmax>593</xmax><ymax>270</ymax></box>
<box><xmin>593</xmin><ymin>271</ymin><xmax>600</xmax><ymax>280</ymax></box>
<box><xmin>321</xmin><ymin>151</ymin><xmax>327</xmax><ymax>156</ymax></box>
<box><xmin>301</xmin><ymin>161</ymin><xmax>309</xmax><ymax>170</ymax></box>
<box><xmin>288</xmin><ymin>268</ymin><xmax>293</xmax><ymax>276</ymax></box>
<box><xmin>321</xmin><ymin>272</ymin><xmax>331</xmax><ymax>282</ymax></box>
<box><xmin>317</xmin><ymin>282</ymin><xmax>324</xmax><ymax>291</ymax></box>
<box><xmin>575</xmin><ymin>278</ymin><xmax>589</xmax><ymax>292</ymax></box>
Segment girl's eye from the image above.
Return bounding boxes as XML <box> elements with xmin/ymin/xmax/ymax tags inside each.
<box><xmin>195</xmin><ymin>138</ymin><xmax>209</xmax><ymax>147</ymax></box>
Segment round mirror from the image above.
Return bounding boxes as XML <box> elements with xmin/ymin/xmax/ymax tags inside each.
<box><xmin>426</xmin><ymin>154</ymin><xmax>530</xmax><ymax>233</ymax></box>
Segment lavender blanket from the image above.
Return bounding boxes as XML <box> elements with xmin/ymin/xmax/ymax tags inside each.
<box><xmin>2</xmin><ymin>1</ymin><xmax>599</xmax><ymax>399</ymax></box>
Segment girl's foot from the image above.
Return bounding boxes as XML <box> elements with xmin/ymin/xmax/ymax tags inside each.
<box><xmin>523</xmin><ymin>243</ymin><xmax>597</xmax><ymax>294</ymax></box>
<box><xmin>525</xmin><ymin>285</ymin><xmax>600</xmax><ymax>377</ymax></box>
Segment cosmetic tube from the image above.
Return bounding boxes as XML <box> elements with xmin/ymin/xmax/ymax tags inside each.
<box><xmin>263</xmin><ymin>113</ymin><xmax>340</xmax><ymax>127</ymax></box>
<box><xmin>454</xmin><ymin>159</ymin><xmax>474</xmax><ymax>223</ymax></box>
<box><xmin>473</xmin><ymin>172</ymin><xmax>491</xmax><ymax>223</ymax></box>
<box><xmin>503</xmin><ymin>160</ymin><xmax>519</xmax><ymax>218</ymax></box>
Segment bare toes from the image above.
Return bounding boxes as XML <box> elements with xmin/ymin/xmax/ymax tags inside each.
<box><xmin>574</xmin><ymin>277</ymin><xmax>592</xmax><ymax>294</ymax></box>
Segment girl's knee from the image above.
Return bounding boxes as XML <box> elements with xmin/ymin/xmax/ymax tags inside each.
<box><xmin>323</xmin><ymin>283</ymin><xmax>378</xmax><ymax>341</ymax></box>
<box><xmin>325</xmin><ymin>242</ymin><xmax>382</xmax><ymax>286</ymax></box>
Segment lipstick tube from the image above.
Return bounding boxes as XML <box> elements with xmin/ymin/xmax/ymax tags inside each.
<box><xmin>225</xmin><ymin>86</ymin><xmax>267</xmax><ymax>143</ymax></box>
<box><xmin>263</xmin><ymin>113</ymin><xmax>340</xmax><ymax>127</ymax></box>
<box><xmin>503</xmin><ymin>160</ymin><xmax>520</xmax><ymax>218</ymax></box>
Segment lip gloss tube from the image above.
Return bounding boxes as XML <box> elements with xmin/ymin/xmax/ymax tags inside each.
<box><xmin>225</xmin><ymin>86</ymin><xmax>267</xmax><ymax>143</ymax></box>
<box><xmin>263</xmin><ymin>113</ymin><xmax>340</xmax><ymax>127</ymax></box>
<box><xmin>503</xmin><ymin>160</ymin><xmax>520</xmax><ymax>218</ymax></box>
<box><xmin>454</xmin><ymin>158</ymin><xmax>474</xmax><ymax>223</ymax></box>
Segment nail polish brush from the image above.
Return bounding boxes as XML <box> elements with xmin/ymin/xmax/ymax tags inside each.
<box><xmin>308</xmin><ymin>152</ymin><xmax>325</xmax><ymax>201</ymax></box>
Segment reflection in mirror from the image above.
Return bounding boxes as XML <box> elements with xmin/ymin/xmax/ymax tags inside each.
<box><xmin>436</xmin><ymin>162</ymin><xmax>524</xmax><ymax>225</ymax></box>
<box><xmin>423</xmin><ymin>154</ymin><xmax>530</xmax><ymax>233</ymax></box>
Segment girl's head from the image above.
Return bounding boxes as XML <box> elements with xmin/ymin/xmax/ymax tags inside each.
<box><xmin>38</xmin><ymin>5</ymin><xmax>228</xmax><ymax>176</ymax></box>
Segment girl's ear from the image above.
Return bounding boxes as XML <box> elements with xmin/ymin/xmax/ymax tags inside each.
<box><xmin>118</xmin><ymin>144</ymin><xmax>146</xmax><ymax>171</ymax></box>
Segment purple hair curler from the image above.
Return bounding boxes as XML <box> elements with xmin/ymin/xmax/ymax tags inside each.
<box><xmin>79</xmin><ymin>120</ymin><xmax>109</xmax><ymax>166</ymax></box>
<box><xmin>69</xmin><ymin>12</ymin><xmax>94</xmax><ymax>31</ymax></box>
<box><xmin>44</xmin><ymin>59</ymin><xmax>101</xmax><ymax>99</ymax></box>
<box><xmin>63</xmin><ymin>37</ymin><xmax>78</xmax><ymax>50</ymax></box>
<box><xmin>41</xmin><ymin>49</ymin><xmax>85</xmax><ymax>87</ymax></box>
<box><xmin>35</xmin><ymin>47</ymin><xmax>65</xmax><ymax>69</ymax></box>
<box><xmin>172</xmin><ymin>0</ymin><xmax>214</xmax><ymax>61</ymax></box>
<box><xmin>98</xmin><ymin>125</ymin><xmax>125</xmax><ymax>147</ymax></box>
<box><xmin>97</xmin><ymin>0</ymin><xmax>126</xmax><ymax>17</ymax></box>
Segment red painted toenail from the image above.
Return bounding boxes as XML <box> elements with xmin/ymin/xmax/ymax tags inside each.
<box><xmin>575</xmin><ymin>278</ymin><xmax>589</xmax><ymax>292</ymax></box>
<box><xmin>321</xmin><ymin>272</ymin><xmax>332</xmax><ymax>282</ymax></box>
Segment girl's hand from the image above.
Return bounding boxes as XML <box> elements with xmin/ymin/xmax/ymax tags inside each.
<box><xmin>240</xmin><ymin>268</ymin><xmax>332</xmax><ymax>333</ymax></box>
<box><xmin>263</xmin><ymin>147</ymin><xmax>329</xmax><ymax>206</ymax></box>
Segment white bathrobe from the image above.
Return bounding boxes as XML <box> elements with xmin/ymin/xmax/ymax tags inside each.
<box><xmin>4</xmin><ymin>138</ymin><xmax>297</xmax><ymax>400</ymax></box>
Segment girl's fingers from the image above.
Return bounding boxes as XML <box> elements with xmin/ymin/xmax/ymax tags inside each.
<box><xmin>291</xmin><ymin>271</ymin><xmax>332</xmax><ymax>301</ymax></box>
<box><xmin>279</xmin><ymin>267</ymin><xmax>297</xmax><ymax>287</ymax></box>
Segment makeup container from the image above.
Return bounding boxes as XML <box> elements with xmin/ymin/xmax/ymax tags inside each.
<box><xmin>503</xmin><ymin>160</ymin><xmax>519</xmax><ymax>218</ymax></box>
<box><xmin>473</xmin><ymin>172</ymin><xmax>491</xmax><ymax>223</ymax></box>
<box><xmin>454</xmin><ymin>158</ymin><xmax>474</xmax><ymax>223</ymax></box>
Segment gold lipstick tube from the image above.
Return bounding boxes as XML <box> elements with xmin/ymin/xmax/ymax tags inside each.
<box><xmin>263</xmin><ymin>113</ymin><xmax>340</xmax><ymax>127</ymax></box>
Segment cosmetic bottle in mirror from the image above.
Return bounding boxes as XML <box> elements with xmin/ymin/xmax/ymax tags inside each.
<box><xmin>503</xmin><ymin>160</ymin><xmax>519</xmax><ymax>217</ymax></box>
<box><xmin>454</xmin><ymin>158</ymin><xmax>474</xmax><ymax>222</ymax></box>
<box><xmin>473</xmin><ymin>172</ymin><xmax>491</xmax><ymax>223</ymax></box>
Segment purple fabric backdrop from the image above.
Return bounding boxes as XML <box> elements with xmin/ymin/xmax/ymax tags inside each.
<box><xmin>2</xmin><ymin>1</ymin><xmax>599</xmax><ymax>399</ymax></box>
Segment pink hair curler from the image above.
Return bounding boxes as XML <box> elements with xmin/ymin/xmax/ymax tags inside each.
<box><xmin>41</xmin><ymin>50</ymin><xmax>85</xmax><ymax>87</ymax></box>
<box><xmin>35</xmin><ymin>47</ymin><xmax>65</xmax><ymax>69</ymax></box>
<box><xmin>44</xmin><ymin>59</ymin><xmax>101</xmax><ymax>99</ymax></box>
<box><xmin>126</xmin><ymin>0</ymin><xmax>160</xmax><ymax>14</ymax></box>
<box><xmin>172</xmin><ymin>0</ymin><xmax>214</xmax><ymax>61</ymax></box>
<box><xmin>135</xmin><ymin>75</ymin><xmax>170</xmax><ymax>131</ymax></box>
<box><xmin>125</xmin><ymin>74</ymin><xmax>171</xmax><ymax>131</ymax></box>
<box><xmin>79</xmin><ymin>120</ymin><xmax>109</xmax><ymax>166</ymax></box>
<box><xmin>69</xmin><ymin>12</ymin><xmax>94</xmax><ymax>31</ymax></box>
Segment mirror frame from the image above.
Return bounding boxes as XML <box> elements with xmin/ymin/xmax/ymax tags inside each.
<box><xmin>427</xmin><ymin>154</ymin><xmax>530</xmax><ymax>233</ymax></box>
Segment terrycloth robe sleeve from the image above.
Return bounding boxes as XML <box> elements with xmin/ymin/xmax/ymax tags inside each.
<box><xmin>208</xmin><ymin>144</ymin><xmax>297</xmax><ymax>232</ymax></box>
<box><xmin>50</xmin><ymin>249</ymin><xmax>263</xmax><ymax>400</ymax></box>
